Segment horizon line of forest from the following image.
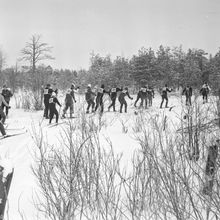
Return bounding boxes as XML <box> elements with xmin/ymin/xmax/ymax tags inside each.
<box><xmin>0</xmin><ymin>35</ymin><xmax>220</xmax><ymax>93</ymax></box>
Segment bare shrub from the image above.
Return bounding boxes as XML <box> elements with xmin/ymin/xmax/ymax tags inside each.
<box><xmin>31</xmin><ymin>115</ymin><xmax>126</xmax><ymax>220</ymax></box>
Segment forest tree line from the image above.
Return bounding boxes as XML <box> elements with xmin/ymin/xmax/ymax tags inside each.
<box><xmin>1</xmin><ymin>37</ymin><xmax>220</xmax><ymax>94</ymax></box>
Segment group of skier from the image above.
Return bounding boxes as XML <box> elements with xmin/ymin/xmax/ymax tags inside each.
<box><xmin>41</xmin><ymin>81</ymin><xmax>212</xmax><ymax>124</ymax></box>
<box><xmin>181</xmin><ymin>82</ymin><xmax>211</xmax><ymax>106</ymax></box>
<box><xmin>0</xmin><ymin>81</ymin><xmax>212</xmax><ymax>129</ymax></box>
<box><xmin>85</xmin><ymin>84</ymin><xmax>134</xmax><ymax>114</ymax></box>
<box><xmin>43</xmin><ymin>83</ymin><xmax>78</xmax><ymax>124</ymax></box>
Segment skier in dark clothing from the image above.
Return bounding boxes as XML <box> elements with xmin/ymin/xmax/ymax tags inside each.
<box><xmin>140</xmin><ymin>86</ymin><xmax>148</xmax><ymax>109</ymax></box>
<box><xmin>49</xmin><ymin>92</ymin><xmax>62</xmax><ymax>124</ymax></box>
<box><xmin>0</xmin><ymin>94</ymin><xmax>10</xmax><ymax>124</ymax></box>
<box><xmin>94</xmin><ymin>84</ymin><xmax>108</xmax><ymax>113</ymax></box>
<box><xmin>200</xmin><ymin>82</ymin><xmax>211</xmax><ymax>104</ymax></box>
<box><xmin>85</xmin><ymin>84</ymin><xmax>96</xmax><ymax>113</ymax></box>
<box><xmin>134</xmin><ymin>88</ymin><xmax>143</xmax><ymax>108</ymax></box>
<box><xmin>62</xmin><ymin>89</ymin><xmax>75</xmax><ymax>118</ymax></box>
<box><xmin>182</xmin><ymin>85</ymin><xmax>193</xmax><ymax>105</ymax></box>
<box><xmin>160</xmin><ymin>84</ymin><xmax>172</xmax><ymax>108</ymax></box>
<box><xmin>147</xmin><ymin>87</ymin><xmax>154</xmax><ymax>107</ymax></box>
<box><xmin>108</xmin><ymin>87</ymin><xmax>122</xmax><ymax>112</ymax></box>
<box><xmin>118</xmin><ymin>87</ymin><xmax>133</xmax><ymax>113</ymax></box>
<box><xmin>1</xmin><ymin>85</ymin><xmax>13</xmax><ymax>117</ymax></box>
<box><xmin>70</xmin><ymin>84</ymin><xmax>77</xmax><ymax>102</ymax></box>
<box><xmin>43</xmin><ymin>84</ymin><xmax>53</xmax><ymax>119</ymax></box>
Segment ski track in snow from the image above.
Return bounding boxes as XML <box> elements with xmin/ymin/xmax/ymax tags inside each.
<box><xmin>0</xmin><ymin>94</ymin><xmax>218</xmax><ymax>219</ymax></box>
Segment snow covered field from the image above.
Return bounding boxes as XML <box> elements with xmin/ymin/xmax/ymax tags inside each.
<box><xmin>1</xmin><ymin>92</ymin><xmax>219</xmax><ymax>219</ymax></box>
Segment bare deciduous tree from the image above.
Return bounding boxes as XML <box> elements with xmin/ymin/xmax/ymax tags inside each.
<box><xmin>20</xmin><ymin>34</ymin><xmax>54</xmax><ymax>92</ymax></box>
<box><xmin>21</xmin><ymin>35</ymin><xmax>53</xmax><ymax>74</ymax></box>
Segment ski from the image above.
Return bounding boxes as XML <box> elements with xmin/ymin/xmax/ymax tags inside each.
<box><xmin>48</xmin><ymin>121</ymin><xmax>67</xmax><ymax>128</ymax></box>
<box><xmin>61</xmin><ymin>116</ymin><xmax>78</xmax><ymax>120</ymax></box>
<box><xmin>5</xmin><ymin>126</ymin><xmax>25</xmax><ymax>131</ymax></box>
<box><xmin>169</xmin><ymin>105</ymin><xmax>175</xmax><ymax>111</ymax></box>
<box><xmin>0</xmin><ymin>130</ymin><xmax>27</xmax><ymax>140</ymax></box>
<box><xmin>0</xmin><ymin>169</ymin><xmax>14</xmax><ymax>220</ymax></box>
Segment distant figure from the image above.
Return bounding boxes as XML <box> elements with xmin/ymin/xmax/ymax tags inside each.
<box><xmin>94</xmin><ymin>84</ymin><xmax>108</xmax><ymax>113</ymax></box>
<box><xmin>0</xmin><ymin>93</ymin><xmax>10</xmax><ymax>124</ymax></box>
<box><xmin>134</xmin><ymin>88</ymin><xmax>142</xmax><ymax>108</ymax></box>
<box><xmin>43</xmin><ymin>84</ymin><xmax>53</xmax><ymax>119</ymax></box>
<box><xmin>160</xmin><ymin>84</ymin><xmax>172</xmax><ymax>108</ymax></box>
<box><xmin>139</xmin><ymin>85</ymin><xmax>148</xmax><ymax>109</ymax></box>
<box><xmin>49</xmin><ymin>92</ymin><xmax>61</xmax><ymax>124</ymax></box>
<box><xmin>200</xmin><ymin>82</ymin><xmax>211</xmax><ymax>103</ymax></box>
<box><xmin>85</xmin><ymin>84</ymin><xmax>96</xmax><ymax>114</ymax></box>
<box><xmin>1</xmin><ymin>85</ymin><xmax>13</xmax><ymax>117</ymax></box>
<box><xmin>182</xmin><ymin>85</ymin><xmax>193</xmax><ymax>105</ymax></box>
<box><xmin>118</xmin><ymin>87</ymin><xmax>133</xmax><ymax>113</ymax></box>
<box><xmin>108</xmin><ymin>86</ymin><xmax>121</xmax><ymax>112</ymax></box>
<box><xmin>69</xmin><ymin>83</ymin><xmax>78</xmax><ymax>114</ymax></box>
<box><xmin>147</xmin><ymin>87</ymin><xmax>154</xmax><ymax>107</ymax></box>
<box><xmin>62</xmin><ymin>89</ymin><xmax>74</xmax><ymax>118</ymax></box>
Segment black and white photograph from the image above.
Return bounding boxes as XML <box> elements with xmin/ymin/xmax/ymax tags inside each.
<box><xmin>1</xmin><ymin>0</ymin><xmax>220</xmax><ymax>219</ymax></box>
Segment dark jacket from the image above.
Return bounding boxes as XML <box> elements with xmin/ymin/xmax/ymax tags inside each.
<box><xmin>44</xmin><ymin>87</ymin><xmax>53</xmax><ymax>102</ymax></box>
<box><xmin>2</xmin><ymin>89</ymin><xmax>13</xmax><ymax>102</ymax></box>
<box><xmin>118</xmin><ymin>90</ymin><xmax>133</xmax><ymax>101</ymax></box>
<box><xmin>147</xmin><ymin>88</ymin><xmax>155</xmax><ymax>98</ymax></box>
<box><xmin>161</xmin><ymin>87</ymin><xmax>172</xmax><ymax>97</ymax></box>
<box><xmin>96</xmin><ymin>87</ymin><xmax>109</xmax><ymax>99</ymax></box>
<box><xmin>110</xmin><ymin>87</ymin><xmax>121</xmax><ymax>99</ymax></box>
<box><xmin>85</xmin><ymin>87</ymin><xmax>96</xmax><ymax>101</ymax></box>
<box><xmin>200</xmin><ymin>85</ymin><xmax>210</xmax><ymax>95</ymax></box>
<box><xmin>49</xmin><ymin>97</ymin><xmax>61</xmax><ymax>109</ymax></box>
<box><xmin>65</xmin><ymin>93</ymin><xmax>74</xmax><ymax>105</ymax></box>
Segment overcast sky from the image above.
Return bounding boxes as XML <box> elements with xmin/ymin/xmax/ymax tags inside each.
<box><xmin>1</xmin><ymin>0</ymin><xmax>220</xmax><ymax>70</ymax></box>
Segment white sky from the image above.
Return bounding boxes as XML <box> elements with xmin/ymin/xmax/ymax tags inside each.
<box><xmin>1</xmin><ymin>0</ymin><xmax>220</xmax><ymax>70</ymax></box>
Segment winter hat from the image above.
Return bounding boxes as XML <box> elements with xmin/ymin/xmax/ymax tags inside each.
<box><xmin>88</xmin><ymin>84</ymin><xmax>91</xmax><ymax>88</ymax></box>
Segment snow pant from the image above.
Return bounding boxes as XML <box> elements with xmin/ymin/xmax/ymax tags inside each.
<box><xmin>119</xmin><ymin>99</ymin><xmax>127</xmax><ymax>113</ymax></box>
<box><xmin>140</xmin><ymin>97</ymin><xmax>148</xmax><ymax>109</ymax></box>
<box><xmin>202</xmin><ymin>94</ymin><xmax>208</xmax><ymax>103</ymax></box>
<box><xmin>108</xmin><ymin>97</ymin><xmax>117</xmax><ymax>111</ymax></box>
<box><xmin>2</xmin><ymin>100</ymin><xmax>10</xmax><ymax>116</ymax></box>
<box><xmin>95</xmin><ymin>96</ymin><xmax>104</xmax><ymax>113</ymax></box>
<box><xmin>0</xmin><ymin>108</ymin><xmax>6</xmax><ymax>124</ymax></box>
<box><xmin>63</xmin><ymin>103</ymin><xmax>74</xmax><ymax>117</ymax></box>
<box><xmin>148</xmin><ymin>95</ymin><xmax>153</xmax><ymax>107</ymax></box>
<box><xmin>86</xmin><ymin>99</ymin><xmax>95</xmax><ymax>113</ymax></box>
<box><xmin>0</xmin><ymin>122</ymin><xmax>6</xmax><ymax>136</ymax></box>
<box><xmin>134</xmin><ymin>94</ymin><xmax>141</xmax><ymax>107</ymax></box>
<box><xmin>160</xmin><ymin>95</ymin><xmax>168</xmax><ymax>108</ymax></box>
<box><xmin>186</xmin><ymin>96</ymin><xmax>192</xmax><ymax>105</ymax></box>
<box><xmin>44</xmin><ymin>100</ymin><xmax>50</xmax><ymax>118</ymax></box>
<box><xmin>49</xmin><ymin>107</ymin><xmax>59</xmax><ymax>124</ymax></box>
